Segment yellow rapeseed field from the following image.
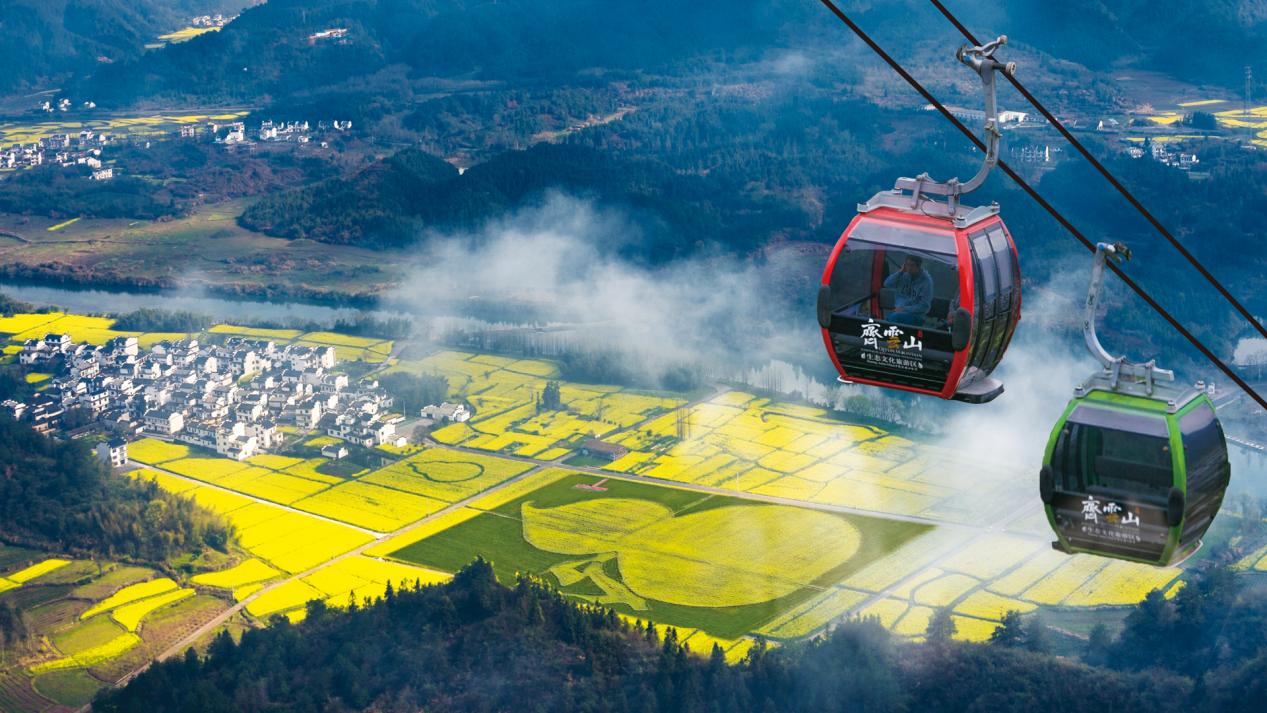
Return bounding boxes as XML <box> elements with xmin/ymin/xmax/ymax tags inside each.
<box><xmin>366</xmin><ymin>508</ymin><xmax>483</xmax><ymax>557</ymax></box>
<box><xmin>952</xmin><ymin>616</ymin><xmax>997</xmax><ymax>642</ymax></box>
<box><xmin>301</xmin><ymin>556</ymin><xmax>450</xmax><ymax>605</ymax></box>
<box><xmin>987</xmin><ymin>548</ymin><xmax>1069</xmax><ymax>597</ymax></box>
<box><xmin>297</xmin><ymin>331</ymin><xmax>384</xmax><ymax>348</ymax></box>
<box><xmin>0</xmin><ymin>312</ymin><xmax>64</xmax><ymax>334</ymax></box>
<box><xmin>681</xmin><ymin>631</ymin><xmax>754</xmax><ymax>663</ymax></box>
<box><xmin>31</xmin><ymin>633</ymin><xmax>142</xmax><ymax>673</ymax></box>
<box><xmin>857</xmin><ymin>598</ymin><xmax>908</xmax><ymax>628</ymax></box>
<box><xmin>361</xmin><ymin>449</ymin><xmax>534</xmax><ymax>503</ymax></box>
<box><xmin>46</xmin><ymin>217</ymin><xmax>81</xmax><ymax>232</ymax></box>
<box><xmin>126</xmin><ymin>438</ymin><xmax>190</xmax><ymax>464</ymax></box>
<box><xmin>840</xmin><ymin>529</ymin><xmax>970</xmax><ymax>593</ymax></box>
<box><xmin>192</xmin><ymin>559</ymin><xmax>281</xmax><ymax>589</ymax></box>
<box><xmin>212</xmin><ymin>466</ymin><xmax>330</xmax><ymax>505</ymax></box>
<box><xmin>248</xmin><ymin>454</ymin><xmax>305</xmax><ymax>470</ymax></box>
<box><xmin>81</xmin><ymin>578</ymin><xmax>179</xmax><ymax>620</ymax></box>
<box><xmin>1060</xmin><ymin>560</ymin><xmax>1181</xmax><ymax>607</ymax></box>
<box><xmin>938</xmin><ymin>536</ymin><xmax>1042</xmax><ymax>580</ymax></box>
<box><xmin>6</xmin><ymin>558</ymin><xmax>71</xmax><ymax>583</ymax></box>
<box><xmin>246</xmin><ymin>580</ymin><xmax>325</xmax><ymax>617</ymax></box>
<box><xmin>207</xmin><ymin>324</ymin><xmax>303</xmax><ymax>341</ymax></box>
<box><xmin>111</xmin><ymin>588</ymin><xmax>195</xmax><ymax>631</ymax></box>
<box><xmin>294</xmin><ymin>481</ymin><xmax>446</xmax><ymax>532</ymax></box>
<box><xmin>234</xmin><ymin>584</ymin><xmax>264</xmax><ymax>601</ymax></box>
<box><xmin>162</xmin><ymin>456</ymin><xmax>254</xmax><ymax>482</ymax></box>
<box><xmin>134</xmin><ymin>471</ymin><xmax>374</xmax><ymax>574</ymax></box>
<box><xmin>755</xmin><ymin>587</ymin><xmax>870</xmax><ymax>639</ymax></box>
<box><xmin>1020</xmin><ymin>556</ymin><xmax>1107</xmax><ymax>606</ymax></box>
<box><xmin>284</xmin><ymin>458</ymin><xmax>352</xmax><ymax>483</ymax></box>
<box><xmin>231</xmin><ymin>508</ymin><xmax>374</xmax><ymax>573</ymax></box>
<box><xmin>892</xmin><ymin>605</ymin><xmax>935</xmax><ymax>637</ymax></box>
<box><xmin>954</xmin><ymin>590</ymin><xmax>1035</xmax><ymax>620</ymax></box>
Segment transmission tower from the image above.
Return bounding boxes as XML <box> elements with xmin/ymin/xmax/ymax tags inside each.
<box><xmin>1246</xmin><ymin>66</ymin><xmax>1254</xmax><ymax>117</ymax></box>
<box><xmin>676</xmin><ymin>408</ymin><xmax>691</xmax><ymax>441</ymax></box>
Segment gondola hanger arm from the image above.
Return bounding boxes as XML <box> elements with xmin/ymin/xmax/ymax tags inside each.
<box><xmin>1082</xmin><ymin>242</ymin><xmax>1175</xmax><ymax>395</ymax></box>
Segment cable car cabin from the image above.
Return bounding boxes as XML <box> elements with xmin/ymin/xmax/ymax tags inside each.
<box><xmin>816</xmin><ymin>204</ymin><xmax>1021</xmax><ymax>403</ymax></box>
<box><xmin>1040</xmin><ymin>386</ymin><xmax>1230</xmax><ymax>566</ymax></box>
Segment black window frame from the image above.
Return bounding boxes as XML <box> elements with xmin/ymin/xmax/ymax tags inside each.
<box><xmin>1051</xmin><ymin>406</ymin><xmax>1174</xmax><ymax>500</ymax></box>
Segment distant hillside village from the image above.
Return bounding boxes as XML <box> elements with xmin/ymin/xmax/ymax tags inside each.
<box><xmin>208</xmin><ymin>119</ymin><xmax>353</xmax><ymax>146</ymax></box>
<box><xmin>2</xmin><ymin>117</ymin><xmax>353</xmax><ymax>181</ymax></box>
<box><xmin>1</xmin><ymin>129</ymin><xmax>113</xmax><ymax>179</ymax></box>
<box><xmin>2</xmin><ymin>333</ymin><xmax>413</xmax><ymax>462</ymax></box>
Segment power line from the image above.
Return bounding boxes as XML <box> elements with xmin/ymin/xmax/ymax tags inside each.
<box><xmin>813</xmin><ymin>0</ymin><xmax>1267</xmax><ymax>411</ymax></box>
<box><xmin>928</xmin><ymin>0</ymin><xmax>1267</xmax><ymax>345</ymax></box>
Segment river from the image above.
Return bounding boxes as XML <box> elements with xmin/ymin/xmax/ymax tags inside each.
<box><xmin>0</xmin><ymin>280</ymin><xmax>412</xmax><ymax>325</ymax></box>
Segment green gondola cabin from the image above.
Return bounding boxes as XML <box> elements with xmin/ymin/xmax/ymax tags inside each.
<box><xmin>1040</xmin><ymin>384</ymin><xmax>1230</xmax><ymax>566</ymax></box>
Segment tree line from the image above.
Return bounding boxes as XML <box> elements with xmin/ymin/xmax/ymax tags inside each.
<box><xmin>95</xmin><ymin>557</ymin><xmax>1267</xmax><ymax>713</ymax></box>
<box><xmin>0</xmin><ymin>416</ymin><xmax>232</xmax><ymax>562</ymax></box>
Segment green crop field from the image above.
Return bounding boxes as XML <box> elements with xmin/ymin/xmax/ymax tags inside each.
<box><xmin>31</xmin><ymin>669</ymin><xmax>100</xmax><ymax>708</ymax></box>
<box><xmin>388</xmin><ymin>471</ymin><xmax>931</xmax><ymax>638</ymax></box>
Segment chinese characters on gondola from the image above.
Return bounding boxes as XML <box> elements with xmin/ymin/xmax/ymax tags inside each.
<box><xmin>860</xmin><ymin>319</ymin><xmax>924</xmax><ymax>372</ymax></box>
<box><xmin>1078</xmin><ymin>495</ymin><xmax>1144</xmax><ymax>545</ymax></box>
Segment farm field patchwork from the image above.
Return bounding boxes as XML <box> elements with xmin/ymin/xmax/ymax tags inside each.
<box><xmin>596</xmin><ymin>391</ymin><xmax>1027</xmax><ymax>526</ymax></box>
<box><xmin>0</xmin><ymin>558</ymin><xmax>231</xmax><ymax>708</ymax></box>
<box><xmin>0</xmin><ymin>110</ymin><xmax>250</xmax><ymax>146</ymax></box>
<box><xmin>121</xmin><ymin>364</ymin><xmax>1199</xmax><ymax>647</ymax></box>
<box><xmin>399</xmin><ymin>350</ymin><xmax>683</xmax><ymax>457</ymax></box>
<box><xmin>125</xmin><ymin>469</ymin><xmax>374</xmax><ymax>573</ymax></box>
<box><xmin>0</xmin><ymin>312</ymin><xmax>394</xmax><ymax>365</ymax></box>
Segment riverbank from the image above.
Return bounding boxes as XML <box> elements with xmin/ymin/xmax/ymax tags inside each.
<box><xmin>0</xmin><ymin>203</ymin><xmax>409</xmax><ymax>308</ymax></box>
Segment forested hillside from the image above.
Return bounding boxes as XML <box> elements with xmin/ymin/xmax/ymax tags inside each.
<box><xmin>95</xmin><ymin>559</ymin><xmax>1267</xmax><ymax>713</ymax></box>
<box><xmin>238</xmin><ymin>143</ymin><xmax>806</xmax><ymax>257</ymax></box>
<box><xmin>82</xmin><ymin>0</ymin><xmax>810</xmax><ymax>107</ymax></box>
<box><xmin>0</xmin><ymin>1</ymin><xmax>252</xmax><ymax>94</ymax></box>
<box><xmin>71</xmin><ymin>0</ymin><xmax>1267</xmax><ymax>110</ymax></box>
<box><xmin>0</xmin><ymin>417</ymin><xmax>231</xmax><ymax>561</ymax></box>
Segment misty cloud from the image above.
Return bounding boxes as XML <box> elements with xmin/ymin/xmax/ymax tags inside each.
<box><xmin>390</xmin><ymin>193</ymin><xmax>823</xmax><ymax>381</ymax></box>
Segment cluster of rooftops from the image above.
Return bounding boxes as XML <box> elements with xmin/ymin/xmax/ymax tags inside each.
<box><xmin>5</xmin><ymin>333</ymin><xmax>404</xmax><ymax>461</ymax></box>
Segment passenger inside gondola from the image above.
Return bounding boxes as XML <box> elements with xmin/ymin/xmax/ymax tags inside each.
<box><xmin>883</xmin><ymin>254</ymin><xmax>933</xmax><ymax>325</ymax></box>
<box><xmin>826</xmin><ymin>241</ymin><xmax>959</xmax><ymax>332</ymax></box>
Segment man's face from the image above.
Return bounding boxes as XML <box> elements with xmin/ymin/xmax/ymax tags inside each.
<box><xmin>903</xmin><ymin>258</ymin><xmax>920</xmax><ymax>275</ymax></box>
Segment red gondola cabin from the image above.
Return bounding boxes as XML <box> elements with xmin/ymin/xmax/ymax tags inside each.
<box><xmin>816</xmin><ymin>200</ymin><xmax>1021</xmax><ymax>403</ymax></box>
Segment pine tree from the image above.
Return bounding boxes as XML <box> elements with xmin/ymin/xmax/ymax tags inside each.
<box><xmin>990</xmin><ymin>610</ymin><xmax>1026</xmax><ymax>648</ymax></box>
<box><xmin>926</xmin><ymin>607</ymin><xmax>957</xmax><ymax>643</ymax></box>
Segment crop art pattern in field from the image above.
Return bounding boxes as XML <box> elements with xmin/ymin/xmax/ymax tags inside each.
<box><xmin>361</xmin><ymin>449</ymin><xmax>535</xmax><ymax>503</ymax></box>
<box><xmin>388</xmin><ymin>470</ymin><xmax>931</xmax><ymax>639</ymax></box>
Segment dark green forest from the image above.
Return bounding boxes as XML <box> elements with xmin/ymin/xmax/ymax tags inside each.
<box><xmin>94</xmin><ymin>558</ymin><xmax>1267</xmax><ymax>713</ymax></box>
<box><xmin>0</xmin><ymin>416</ymin><xmax>231</xmax><ymax>562</ymax></box>
<box><xmin>0</xmin><ymin>0</ymin><xmax>250</xmax><ymax>94</ymax></box>
<box><xmin>376</xmin><ymin>371</ymin><xmax>448</xmax><ymax>416</ymax></box>
<box><xmin>62</xmin><ymin>0</ymin><xmax>1267</xmax><ymax>109</ymax></box>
